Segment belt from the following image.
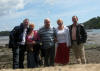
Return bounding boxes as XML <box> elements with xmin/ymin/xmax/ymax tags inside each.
<box><xmin>72</xmin><ymin>40</ymin><xmax>77</xmax><ymax>41</ymax></box>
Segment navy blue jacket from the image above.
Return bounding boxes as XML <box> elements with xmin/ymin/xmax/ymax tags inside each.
<box><xmin>9</xmin><ymin>23</ymin><xmax>28</xmax><ymax>48</ymax></box>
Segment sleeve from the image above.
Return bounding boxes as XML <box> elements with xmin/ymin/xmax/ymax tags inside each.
<box><xmin>64</xmin><ymin>26</ymin><xmax>71</xmax><ymax>47</ymax></box>
<box><xmin>80</xmin><ymin>25</ymin><xmax>87</xmax><ymax>43</ymax></box>
<box><xmin>67</xmin><ymin>28</ymin><xmax>71</xmax><ymax>47</ymax></box>
<box><xmin>53</xmin><ymin>27</ymin><xmax>57</xmax><ymax>37</ymax></box>
<box><xmin>9</xmin><ymin>26</ymin><xmax>19</xmax><ymax>48</ymax></box>
<box><xmin>36</xmin><ymin>30</ymin><xmax>42</xmax><ymax>45</ymax></box>
<box><xmin>37</xmin><ymin>29</ymin><xmax>41</xmax><ymax>37</ymax></box>
<box><xmin>34</xmin><ymin>30</ymin><xmax>40</xmax><ymax>40</ymax></box>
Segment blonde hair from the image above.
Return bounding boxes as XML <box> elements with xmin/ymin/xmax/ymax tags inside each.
<box><xmin>29</xmin><ymin>23</ymin><xmax>35</xmax><ymax>28</ymax></box>
<box><xmin>57</xmin><ymin>18</ymin><xmax>63</xmax><ymax>24</ymax></box>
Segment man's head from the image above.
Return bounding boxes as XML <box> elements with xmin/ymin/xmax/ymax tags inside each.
<box><xmin>72</xmin><ymin>16</ymin><xmax>78</xmax><ymax>25</ymax></box>
<box><xmin>23</xmin><ymin>18</ymin><xmax>29</xmax><ymax>28</ymax></box>
<box><xmin>57</xmin><ymin>19</ymin><xmax>63</xmax><ymax>26</ymax></box>
<box><xmin>44</xmin><ymin>18</ymin><xmax>50</xmax><ymax>28</ymax></box>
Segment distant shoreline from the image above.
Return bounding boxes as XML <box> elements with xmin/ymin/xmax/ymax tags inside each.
<box><xmin>0</xmin><ymin>31</ymin><xmax>10</xmax><ymax>36</ymax></box>
<box><xmin>0</xmin><ymin>29</ymin><xmax>100</xmax><ymax>47</ymax></box>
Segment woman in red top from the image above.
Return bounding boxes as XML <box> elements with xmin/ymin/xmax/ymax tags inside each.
<box><xmin>26</xmin><ymin>23</ymin><xmax>39</xmax><ymax>68</ymax></box>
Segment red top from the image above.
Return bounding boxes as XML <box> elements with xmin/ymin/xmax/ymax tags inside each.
<box><xmin>26</xmin><ymin>30</ymin><xmax>39</xmax><ymax>43</ymax></box>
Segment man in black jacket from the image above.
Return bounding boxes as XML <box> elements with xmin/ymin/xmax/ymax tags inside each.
<box><xmin>9</xmin><ymin>19</ymin><xmax>29</xmax><ymax>69</ymax></box>
<box><xmin>68</xmin><ymin>16</ymin><xmax>87</xmax><ymax>64</ymax></box>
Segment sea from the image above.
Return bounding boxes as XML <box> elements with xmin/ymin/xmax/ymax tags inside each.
<box><xmin>87</xmin><ymin>29</ymin><xmax>100</xmax><ymax>35</ymax></box>
<box><xmin>0</xmin><ymin>29</ymin><xmax>100</xmax><ymax>46</ymax></box>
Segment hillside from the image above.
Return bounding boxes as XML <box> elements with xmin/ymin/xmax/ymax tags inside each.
<box><xmin>83</xmin><ymin>16</ymin><xmax>100</xmax><ymax>29</ymax></box>
<box><xmin>0</xmin><ymin>31</ymin><xmax>10</xmax><ymax>36</ymax></box>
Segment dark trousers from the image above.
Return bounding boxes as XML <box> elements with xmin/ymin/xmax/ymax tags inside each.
<box><xmin>27</xmin><ymin>51</ymin><xmax>38</xmax><ymax>68</ymax></box>
<box><xmin>42</xmin><ymin>47</ymin><xmax>55</xmax><ymax>67</ymax></box>
<box><xmin>12</xmin><ymin>45</ymin><xmax>26</xmax><ymax>69</ymax></box>
<box><xmin>27</xmin><ymin>45</ymin><xmax>41</xmax><ymax>68</ymax></box>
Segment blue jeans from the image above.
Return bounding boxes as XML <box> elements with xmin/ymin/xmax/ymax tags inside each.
<box><xmin>12</xmin><ymin>45</ymin><xmax>26</xmax><ymax>69</ymax></box>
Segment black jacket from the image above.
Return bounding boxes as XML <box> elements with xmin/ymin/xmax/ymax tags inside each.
<box><xmin>9</xmin><ymin>23</ymin><xmax>28</xmax><ymax>48</ymax></box>
<box><xmin>68</xmin><ymin>24</ymin><xmax>87</xmax><ymax>45</ymax></box>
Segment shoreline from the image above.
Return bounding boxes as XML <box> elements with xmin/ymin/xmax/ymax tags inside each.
<box><xmin>0</xmin><ymin>31</ymin><xmax>100</xmax><ymax>47</ymax></box>
<box><xmin>0</xmin><ymin>30</ymin><xmax>100</xmax><ymax>69</ymax></box>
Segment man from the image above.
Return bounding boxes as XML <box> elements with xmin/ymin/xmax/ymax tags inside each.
<box><xmin>68</xmin><ymin>16</ymin><xmax>87</xmax><ymax>64</ymax></box>
<box><xmin>38</xmin><ymin>18</ymin><xmax>56</xmax><ymax>67</ymax></box>
<box><xmin>9</xmin><ymin>19</ymin><xmax>29</xmax><ymax>69</ymax></box>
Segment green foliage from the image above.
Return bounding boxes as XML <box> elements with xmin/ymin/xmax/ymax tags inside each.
<box><xmin>0</xmin><ymin>31</ymin><xmax>10</xmax><ymax>36</ymax></box>
<box><xmin>83</xmin><ymin>16</ymin><xmax>100</xmax><ymax>29</ymax></box>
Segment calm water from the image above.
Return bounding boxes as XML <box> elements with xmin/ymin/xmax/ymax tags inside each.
<box><xmin>87</xmin><ymin>29</ymin><xmax>100</xmax><ymax>35</ymax></box>
<box><xmin>0</xmin><ymin>29</ymin><xmax>100</xmax><ymax>45</ymax></box>
<box><xmin>0</xmin><ymin>36</ymin><xmax>9</xmax><ymax>45</ymax></box>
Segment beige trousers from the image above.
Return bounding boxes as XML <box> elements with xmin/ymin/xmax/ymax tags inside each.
<box><xmin>72</xmin><ymin>41</ymin><xmax>86</xmax><ymax>64</ymax></box>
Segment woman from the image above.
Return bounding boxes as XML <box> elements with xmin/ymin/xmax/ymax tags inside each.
<box><xmin>26</xmin><ymin>23</ymin><xmax>39</xmax><ymax>68</ymax></box>
<box><xmin>55</xmin><ymin>19</ymin><xmax>71</xmax><ymax>65</ymax></box>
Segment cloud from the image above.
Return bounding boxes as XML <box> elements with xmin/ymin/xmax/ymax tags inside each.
<box><xmin>44</xmin><ymin>0</ymin><xmax>83</xmax><ymax>6</ymax></box>
<box><xmin>0</xmin><ymin>0</ymin><xmax>24</xmax><ymax>16</ymax></box>
<box><xmin>0</xmin><ymin>0</ymin><xmax>100</xmax><ymax>31</ymax></box>
<box><xmin>44</xmin><ymin>0</ymin><xmax>56</xmax><ymax>5</ymax></box>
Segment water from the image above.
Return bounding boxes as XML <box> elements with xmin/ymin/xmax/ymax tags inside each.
<box><xmin>0</xmin><ymin>36</ymin><xmax>9</xmax><ymax>46</ymax></box>
<box><xmin>87</xmin><ymin>29</ymin><xmax>100</xmax><ymax>35</ymax></box>
<box><xmin>0</xmin><ymin>29</ymin><xmax>100</xmax><ymax>46</ymax></box>
<box><xmin>86</xmin><ymin>29</ymin><xmax>100</xmax><ymax>45</ymax></box>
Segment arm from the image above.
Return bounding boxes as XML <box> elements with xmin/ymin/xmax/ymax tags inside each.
<box><xmin>80</xmin><ymin>25</ymin><xmax>87</xmax><ymax>43</ymax></box>
<box><xmin>53</xmin><ymin>27</ymin><xmax>57</xmax><ymax>42</ymax></box>
<box><xmin>67</xmin><ymin>28</ymin><xmax>71</xmax><ymax>47</ymax></box>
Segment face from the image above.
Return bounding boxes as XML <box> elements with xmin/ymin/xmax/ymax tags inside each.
<box><xmin>72</xmin><ymin>16</ymin><xmax>78</xmax><ymax>24</ymax></box>
<box><xmin>57</xmin><ymin>20</ymin><xmax>63</xmax><ymax>26</ymax></box>
<box><xmin>23</xmin><ymin>19</ymin><xmax>29</xmax><ymax>28</ymax></box>
<box><xmin>44</xmin><ymin>20</ymin><xmax>50</xmax><ymax>28</ymax></box>
<box><xmin>29</xmin><ymin>26</ymin><xmax>34</xmax><ymax>31</ymax></box>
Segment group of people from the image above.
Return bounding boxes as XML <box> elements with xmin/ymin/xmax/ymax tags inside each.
<box><xmin>9</xmin><ymin>16</ymin><xmax>87</xmax><ymax>69</ymax></box>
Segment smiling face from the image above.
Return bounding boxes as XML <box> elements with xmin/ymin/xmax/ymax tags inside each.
<box><xmin>44</xmin><ymin>18</ymin><xmax>50</xmax><ymax>28</ymax></box>
<box><xmin>57</xmin><ymin>19</ymin><xmax>63</xmax><ymax>26</ymax></box>
<box><xmin>72</xmin><ymin>16</ymin><xmax>78</xmax><ymax>25</ymax></box>
<box><xmin>29</xmin><ymin>24</ymin><xmax>34</xmax><ymax>31</ymax></box>
<box><xmin>23</xmin><ymin>19</ymin><xmax>29</xmax><ymax>28</ymax></box>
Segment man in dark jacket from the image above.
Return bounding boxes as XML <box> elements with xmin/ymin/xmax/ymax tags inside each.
<box><xmin>9</xmin><ymin>19</ymin><xmax>29</xmax><ymax>69</ymax></box>
<box><xmin>68</xmin><ymin>16</ymin><xmax>87</xmax><ymax>64</ymax></box>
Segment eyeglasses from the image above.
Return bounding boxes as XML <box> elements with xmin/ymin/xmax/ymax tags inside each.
<box><xmin>45</xmin><ymin>21</ymin><xmax>50</xmax><ymax>23</ymax></box>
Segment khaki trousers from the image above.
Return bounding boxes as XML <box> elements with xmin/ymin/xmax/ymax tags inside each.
<box><xmin>72</xmin><ymin>41</ymin><xmax>86</xmax><ymax>64</ymax></box>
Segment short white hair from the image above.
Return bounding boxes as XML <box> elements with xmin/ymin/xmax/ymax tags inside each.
<box><xmin>44</xmin><ymin>18</ymin><xmax>50</xmax><ymax>22</ymax></box>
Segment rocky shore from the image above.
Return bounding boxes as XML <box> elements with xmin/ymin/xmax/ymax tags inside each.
<box><xmin>0</xmin><ymin>31</ymin><xmax>100</xmax><ymax>69</ymax></box>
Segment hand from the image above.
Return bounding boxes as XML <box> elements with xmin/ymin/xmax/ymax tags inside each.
<box><xmin>32</xmin><ymin>41</ymin><xmax>36</xmax><ymax>44</ymax></box>
<box><xmin>69</xmin><ymin>46</ymin><xmax>72</xmax><ymax>49</ymax></box>
<box><xmin>54</xmin><ymin>38</ymin><xmax>57</xmax><ymax>42</ymax></box>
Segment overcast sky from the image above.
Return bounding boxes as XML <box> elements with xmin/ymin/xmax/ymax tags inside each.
<box><xmin>0</xmin><ymin>0</ymin><xmax>100</xmax><ymax>31</ymax></box>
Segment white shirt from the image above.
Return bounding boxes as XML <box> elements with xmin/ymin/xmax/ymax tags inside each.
<box><xmin>56</xmin><ymin>26</ymin><xmax>71</xmax><ymax>47</ymax></box>
<box><xmin>20</xmin><ymin>28</ymin><xmax>27</xmax><ymax>45</ymax></box>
